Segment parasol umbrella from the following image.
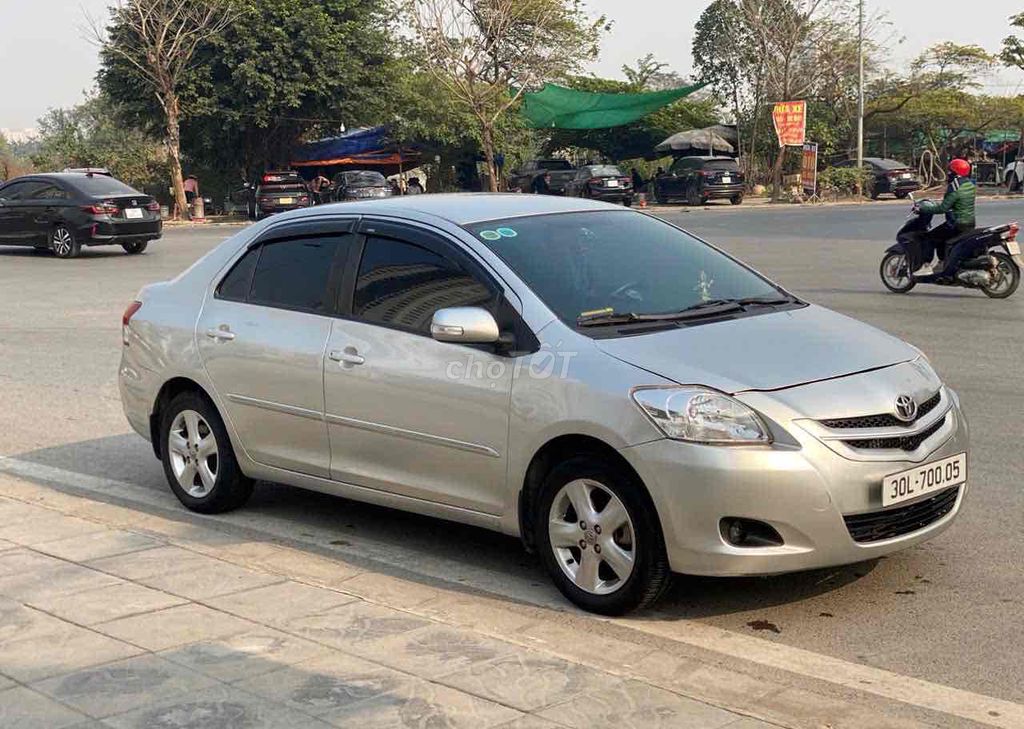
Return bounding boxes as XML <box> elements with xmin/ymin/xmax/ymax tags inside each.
<box><xmin>655</xmin><ymin>129</ymin><xmax>735</xmax><ymax>155</ymax></box>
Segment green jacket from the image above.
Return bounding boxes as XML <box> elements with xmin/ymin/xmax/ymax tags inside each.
<box><xmin>919</xmin><ymin>175</ymin><xmax>976</xmax><ymax>229</ymax></box>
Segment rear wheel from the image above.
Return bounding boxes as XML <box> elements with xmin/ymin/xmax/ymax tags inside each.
<box><xmin>686</xmin><ymin>184</ymin><xmax>702</xmax><ymax>207</ymax></box>
<box><xmin>730</xmin><ymin>193</ymin><xmax>744</xmax><ymax>206</ymax></box>
<box><xmin>50</xmin><ymin>225</ymin><xmax>80</xmax><ymax>259</ymax></box>
<box><xmin>536</xmin><ymin>455</ymin><xmax>671</xmax><ymax>615</ymax></box>
<box><xmin>880</xmin><ymin>251</ymin><xmax>916</xmax><ymax>293</ymax></box>
<box><xmin>982</xmin><ymin>252</ymin><xmax>1020</xmax><ymax>299</ymax></box>
<box><xmin>121</xmin><ymin>240</ymin><xmax>148</xmax><ymax>255</ymax></box>
<box><xmin>159</xmin><ymin>392</ymin><xmax>253</xmax><ymax>514</ymax></box>
<box><xmin>654</xmin><ymin>186</ymin><xmax>667</xmax><ymax>204</ymax></box>
<box><xmin>895</xmin><ymin>191</ymin><xmax>909</xmax><ymax>200</ymax></box>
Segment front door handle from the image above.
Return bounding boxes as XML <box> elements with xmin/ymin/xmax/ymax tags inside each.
<box><xmin>205</xmin><ymin>326</ymin><xmax>236</xmax><ymax>341</ymax></box>
<box><xmin>328</xmin><ymin>348</ymin><xmax>365</xmax><ymax>366</ymax></box>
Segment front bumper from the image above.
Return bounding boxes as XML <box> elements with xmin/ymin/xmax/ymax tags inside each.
<box><xmin>621</xmin><ymin>392</ymin><xmax>969</xmax><ymax>576</ymax></box>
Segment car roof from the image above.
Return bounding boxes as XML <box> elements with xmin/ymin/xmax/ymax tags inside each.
<box><xmin>275</xmin><ymin>193</ymin><xmax>621</xmax><ymax>225</ymax></box>
<box><xmin>3</xmin><ymin>172</ymin><xmax>109</xmax><ymax>183</ymax></box>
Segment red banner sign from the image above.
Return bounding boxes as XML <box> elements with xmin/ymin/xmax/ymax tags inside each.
<box><xmin>772</xmin><ymin>100</ymin><xmax>807</xmax><ymax>147</ymax></box>
<box><xmin>801</xmin><ymin>142</ymin><xmax>818</xmax><ymax>194</ymax></box>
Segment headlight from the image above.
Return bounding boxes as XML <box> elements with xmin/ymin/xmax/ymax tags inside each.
<box><xmin>631</xmin><ymin>386</ymin><xmax>771</xmax><ymax>445</ymax></box>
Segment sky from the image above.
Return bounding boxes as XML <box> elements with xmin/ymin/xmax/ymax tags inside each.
<box><xmin>2</xmin><ymin>0</ymin><xmax>1023</xmax><ymax>132</ymax></box>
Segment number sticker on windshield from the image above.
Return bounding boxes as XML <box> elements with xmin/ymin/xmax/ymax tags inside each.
<box><xmin>496</xmin><ymin>227</ymin><xmax>518</xmax><ymax>238</ymax></box>
<box><xmin>479</xmin><ymin>230</ymin><xmax>502</xmax><ymax>241</ymax></box>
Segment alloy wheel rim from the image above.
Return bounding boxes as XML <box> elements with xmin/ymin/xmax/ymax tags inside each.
<box><xmin>884</xmin><ymin>254</ymin><xmax>909</xmax><ymax>287</ymax></box>
<box><xmin>167</xmin><ymin>410</ymin><xmax>219</xmax><ymax>497</ymax></box>
<box><xmin>52</xmin><ymin>228</ymin><xmax>72</xmax><ymax>256</ymax></box>
<box><xmin>987</xmin><ymin>260</ymin><xmax>1014</xmax><ymax>295</ymax></box>
<box><xmin>548</xmin><ymin>479</ymin><xmax>636</xmax><ymax>595</ymax></box>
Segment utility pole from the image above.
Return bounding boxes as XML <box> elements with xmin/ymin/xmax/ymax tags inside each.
<box><xmin>857</xmin><ymin>0</ymin><xmax>865</xmax><ymax>196</ymax></box>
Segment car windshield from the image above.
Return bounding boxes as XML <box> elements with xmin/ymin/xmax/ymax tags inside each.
<box><xmin>345</xmin><ymin>171</ymin><xmax>386</xmax><ymax>187</ymax></box>
<box><xmin>71</xmin><ymin>176</ymin><xmax>139</xmax><ymax>196</ymax></box>
<box><xmin>587</xmin><ymin>166</ymin><xmax>622</xmax><ymax>177</ymax></box>
<box><xmin>468</xmin><ymin>211</ymin><xmax>783</xmax><ymax>327</ymax></box>
<box><xmin>538</xmin><ymin>160</ymin><xmax>573</xmax><ymax>171</ymax></box>
<box><xmin>704</xmin><ymin>160</ymin><xmax>740</xmax><ymax>171</ymax></box>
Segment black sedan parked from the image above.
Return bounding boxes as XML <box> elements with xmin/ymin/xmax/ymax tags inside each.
<box><xmin>0</xmin><ymin>173</ymin><xmax>162</xmax><ymax>259</ymax></box>
<box><xmin>653</xmin><ymin>156</ymin><xmax>744</xmax><ymax>206</ymax></box>
<box><xmin>252</xmin><ymin>171</ymin><xmax>312</xmax><ymax>220</ymax></box>
<box><xmin>835</xmin><ymin>157</ymin><xmax>921</xmax><ymax>199</ymax></box>
<box><xmin>332</xmin><ymin>170</ymin><xmax>392</xmax><ymax>201</ymax></box>
<box><xmin>564</xmin><ymin>165</ymin><xmax>634</xmax><ymax>205</ymax></box>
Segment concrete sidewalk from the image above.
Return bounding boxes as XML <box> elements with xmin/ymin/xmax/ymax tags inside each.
<box><xmin>0</xmin><ymin>475</ymin><xmax>939</xmax><ymax>729</ymax></box>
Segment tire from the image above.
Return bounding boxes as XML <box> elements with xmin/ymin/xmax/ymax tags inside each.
<box><xmin>623</xmin><ymin>196</ymin><xmax>633</xmax><ymax>207</ymax></box>
<box><xmin>895</xmin><ymin>191</ymin><xmax>909</xmax><ymax>200</ymax></box>
<box><xmin>686</xmin><ymin>184</ymin><xmax>702</xmax><ymax>207</ymax></box>
<box><xmin>730</xmin><ymin>194</ymin><xmax>744</xmax><ymax>206</ymax></box>
<box><xmin>654</xmin><ymin>186</ymin><xmax>667</xmax><ymax>204</ymax></box>
<box><xmin>535</xmin><ymin>455</ymin><xmax>671</xmax><ymax>615</ymax></box>
<box><xmin>50</xmin><ymin>225</ymin><xmax>80</xmax><ymax>259</ymax></box>
<box><xmin>121</xmin><ymin>240</ymin><xmax>148</xmax><ymax>255</ymax></box>
<box><xmin>982</xmin><ymin>252</ymin><xmax>1020</xmax><ymax>299</ymax></box>
<box><xmin>159</xmin><ymin>392</ymin><xmax>253</xmax><ymax>514</ymax></box>
<box><xmin>1008</xmin><ymin>174</ymin><xmax>1019</xmax><ymax>194</ymax></box>
<box><xmin>880</xmin><ymin>251</ymin><xmax>916</xmax><ymax>293</ymax></box>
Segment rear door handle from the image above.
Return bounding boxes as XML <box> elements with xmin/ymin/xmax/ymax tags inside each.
<box><xmin>328</xmin><ymin>349</ymin><xmax>364</xmax><ymax>365</ymax></box>
<box><xmin>206</xmin><ymin>327</ymin><xmax>236</xmax><ymax>341</ymax></box>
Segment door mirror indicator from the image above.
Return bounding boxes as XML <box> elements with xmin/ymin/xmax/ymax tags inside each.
<box><xmin>431</xmin><ymin>307</ymin><xmax>500</xmax><ymax>344</ymax></box>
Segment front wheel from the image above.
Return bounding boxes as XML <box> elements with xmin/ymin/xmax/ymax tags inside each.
<box><xmin>982</xmin><ymin>252</ymin><xmax>1020</xmax><ymax>299</ymax></box>
<box><xmin>880</xmin><ymin>251</ymin><xmax>916</xmax><ymax>293</ymax></box>
<box><xmin>121</xmin><ymin>240</ymin><xmax>148</xmax><ymax>255</ymax></box>
<box><xmin>536</xmin><ymin>455</ymin><xmax>671</xmax><ymax>615</ymax></box>
<box><xmin>159</xmin><ymin>392</ymin><xmax>253</xmax><ymax>514</ymax></box>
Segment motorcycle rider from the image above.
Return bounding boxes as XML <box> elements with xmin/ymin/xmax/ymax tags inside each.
<box><xmin>915</xmin><ymin>158</ymin><xmax>977</xmax><ymax>280</ymax></box>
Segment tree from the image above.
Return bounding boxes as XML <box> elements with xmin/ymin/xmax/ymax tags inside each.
<box><xmin>1001</xmin><ymin>13</ymin><xmax>1024</xmax><ymax>71</ymax></box>
<box><xmin>89</xmin><ymin>0</ymin><xmax>238</xmax><ymax>218</ymax></box>
<box><xmin>693</xmin><ymin>0</ymin><xmax>751</xmax><ymax>159</ymax></box>
<box><xmin>31</xmin><ymin>95</ymin><xmax>167</xmax><ymax>192</ymax></box>
<box><xmin>406</xmin><ymin>0</ymin><xmax>606</xmax><ymax>190</ymax></box>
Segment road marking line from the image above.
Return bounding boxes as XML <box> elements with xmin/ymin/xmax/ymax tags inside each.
<box><xmin>2</xmin><ymin>455</ymin><xmax>1022</xmax><ymax>727</ymax></box>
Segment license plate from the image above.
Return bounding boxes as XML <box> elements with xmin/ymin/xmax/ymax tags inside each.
<box><xmin>882</xmin><ymin>452</ymin><xmax>966</xmax><ymax>507</ymax></box>
<box><xmin>722</xmin><ymin>176</ymin><xmax>732</xmax><ymax>184</ymax></box>
<box><xmin>279</xmin><ymin>197</ymin><xmax>294</xmax><ymax>205</ymax></box>
<box><xmin>1006</xmin><ymin>240</ymin><xmax>1021</xmax><ymax>255</ymax></box>
<box><xmin>124</xmin><ymin>208</ymin><xmax>144</xmax><ymax>219</ymax></box>
<box><xmin>902</xmin><ymin>173</ymin><xmax>912</xmax><ymax>179</ymax></box>
<box><xmin>605</xmin><ymin>179</ymin><xmax>619</xmax><ymax>187</ymax></box>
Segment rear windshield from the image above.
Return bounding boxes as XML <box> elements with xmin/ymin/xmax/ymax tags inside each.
<box><xmin>261</xmin><ymin>172</ymin><xmax>303</xmax><ymax>184</ymax></box>
<box><xmin>71</xmin><ymin>176</ymin><xmax>140</xmax><ymax>196</ymax></box>
<box><xmin>537</xmin><ymin>160</ymin><xmax>573</xmax><ymax>171</ymax></box>
<box><xmin>587</xmin><ymin>166</ymin><xmax>623</xmax><ymax>177</ymax></box>
<box><xmin>703</xmin><ymin>160</ymin><xmax>740</xmax><ymax>171</ymax></box>
<box><xmin>872</xmin><ymin>159</ymin><xmax>910</xmax><ymax>170</ymax></box>
<box><xmin>344</xmin><ymin>171</ymin><xmax>387</xmax><ymax>186</ymax></box>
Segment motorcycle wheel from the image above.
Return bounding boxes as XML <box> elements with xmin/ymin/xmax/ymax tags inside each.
<box><xmin>982</xmin><ymin>252</ymin><xmax>1020</xmax><ymax>299</ymax></box>
<box><xmin>880</xmin><ymin>251</ymin><xmax>916</xmax><ymax>293</ymax></box>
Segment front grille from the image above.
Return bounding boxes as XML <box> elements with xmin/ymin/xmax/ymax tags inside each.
<box><xmin>821</xmin><ymin>391</ymin><xmax>942</xmax><ymax>430</ymax></box>
<box><xmin>842</xmin><ymin>416</ymin><xmax>945</xmax><ymax>451</ymax></box>
<box><xmin>845</xmin><ymin>486</ymin><xmax>959</xmax><ymax>543</ymax></box>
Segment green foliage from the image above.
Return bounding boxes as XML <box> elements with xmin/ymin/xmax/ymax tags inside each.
<box><xmin>31</xmin><ymin>95</ymin><xmax>167</xmax><ymax>193</ymax></box>
<box><xmin>818</xmin><ymin>165</ymin><xmax>871</xmax><ymax>197</ymax></box>
<box><xmin>1002</xmin><ymin>13</ymin><xmax>1024</xmax><ymax>71</ymax></box>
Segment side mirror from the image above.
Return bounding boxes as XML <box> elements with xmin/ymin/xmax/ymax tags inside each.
<box><xmin>431</xmin><ymin>306</ymin><xmax>499</xmax><ymax>344</ymax></box>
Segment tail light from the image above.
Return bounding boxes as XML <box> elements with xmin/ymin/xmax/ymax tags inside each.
<box><xmin>82</xmin><ymin>202</ymin><xmax>119</xmax><ymax>215</ymax></box>
<box><xmin>700</xmin><ymin>170</ymin><xmax>713</xmax><ymax>177</ymax></box>
<box><xmin>146</xmin><ymin>201</ymin><xmax>160</xmax><ymax>212</ymax></box>
<box><xmin>1005</xmin><ymin>223</ymin><xmax>1019</xmax><ymax>241</ymax></box>
<box><xmin>299</xmin><ymin>195</ymin><xmax>309</xmax><ymax>204</ymax></box>
<box><xmin>620</xmin><ymin>177</ymin><xmax>632</xmax><ymax>187</ymax></box>
<box><xmin>122</xmin><ymin>300</ymin><xmax>142</xmax><ymax>345</ymax></box>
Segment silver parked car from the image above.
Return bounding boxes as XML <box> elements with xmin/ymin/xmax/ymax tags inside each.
<box><xmin>120</xmin><ymin>195</ymin><xmax>969</xmax><ymax>614</ymax></box>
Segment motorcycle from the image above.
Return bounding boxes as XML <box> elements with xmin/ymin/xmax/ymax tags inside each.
<box><xmin>879</xmin><ymin>194</ymin><xmax>1022</xmax><ymax>298</ymax></box>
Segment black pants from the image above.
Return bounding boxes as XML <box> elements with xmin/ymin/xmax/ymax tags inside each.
<box><xmin>917</xmin><ymin>225</ymin><xmax>978</xmax><ymax>281</ymax></box>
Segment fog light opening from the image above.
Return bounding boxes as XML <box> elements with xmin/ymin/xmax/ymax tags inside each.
<box><xmin>720</xmin><ymin>518</ymin><xmax>784</xmax><ymax>548</ymax></box>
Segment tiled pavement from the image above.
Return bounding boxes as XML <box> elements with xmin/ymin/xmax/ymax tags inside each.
<box><xmin>0</xmin><ymin>479</ymin><xmax>935</xmax><ymax>729</ymax></box>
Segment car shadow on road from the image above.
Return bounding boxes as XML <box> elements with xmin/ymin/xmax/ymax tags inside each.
<box><xmin>10</xmin><ymin>433</ymin><xmax>865</xmax><ymax>619</ymax></box>
<box><xmin>0</xmin><ymin>246</ymin><xmax>130</xmax><ymax>259</ymax></box>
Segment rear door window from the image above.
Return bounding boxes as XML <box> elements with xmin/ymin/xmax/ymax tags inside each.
<box><xmin>249</xmin><ymin>236</ymin><xmax>348</xmax><ymax>313</ymax></box>
<box><xmin>0</xmin><ymin>181</ymin><xmax>45</xmax><ymax>200</ymax></box>
<box><xmin>30</xmin><ymin>184</ymin><xmax>69</xmax><ymax>200</ymax></box>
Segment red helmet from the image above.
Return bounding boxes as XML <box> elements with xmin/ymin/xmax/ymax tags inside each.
<box><xmin>949</xmin><ymin>159</ymin><xmax>971</xmax><ymax>177</ymax></box>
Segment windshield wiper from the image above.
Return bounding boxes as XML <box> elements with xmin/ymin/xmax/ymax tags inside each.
<box><xmin>576</xmin><ymin>295</ymin><xmax>799</xmax><ymax>328</ymax></box>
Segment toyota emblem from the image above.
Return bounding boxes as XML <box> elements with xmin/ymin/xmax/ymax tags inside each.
<box><xmin>894</xmin><ymin>395</ymin><xmax>918</xmax><ymax>423</ymax></box>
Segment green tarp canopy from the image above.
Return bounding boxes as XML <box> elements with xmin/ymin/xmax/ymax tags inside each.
<box><xmin>519</xmin><ymin>82</ymin><xmax>707</xmax><ymax>130</ymax></box>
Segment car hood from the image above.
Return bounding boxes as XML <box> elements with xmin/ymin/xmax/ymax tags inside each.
<box><xmin>594</xmin><ymin>304</ymin><xmax>918</xmax><ymax>394</ymax></box>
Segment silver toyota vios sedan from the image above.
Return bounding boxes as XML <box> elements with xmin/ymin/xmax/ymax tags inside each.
<box><xmin>120</xmin><ymin>195</ymin><xmax>969</xmax><ymax>614</ymax></box>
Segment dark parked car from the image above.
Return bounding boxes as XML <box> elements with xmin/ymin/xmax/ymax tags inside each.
<box><xmin>508</xmin><ymin>159</ymin><xmax>577</xmax><ymax>194</ymax></box>
<box><xmin>836</xmin><ymin>157</ymin><xmax>920</xmax><ymax>199</ymax></box>
<box><xmin>0</xmin><ymin>172</ymin><xmax>162</xmax><ymax>259</ymax></box>
<box><xmin>252</xmin><ymin>171</ymin><xmax>311</xmax><ymax>220</ymax></box>
<box><xmin>654</xmin><ymin>156</ymin><xmax>744</xmax><ymax>206</ymax></box>
<box><xmin>564</xmin><ymin>165</ymin><xmax>634</xmax><ymax>205</ymax></box>
<box><xmin>332</xmin><ymin>170</ymin><xmax>392</xmax><ymax>201</ymax></box>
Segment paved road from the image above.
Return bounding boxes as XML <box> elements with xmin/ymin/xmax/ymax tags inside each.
<box><xmin>1</xmin><ymin>201</ymin><xmax>1022</xmax><ymax>711</ymax></box>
